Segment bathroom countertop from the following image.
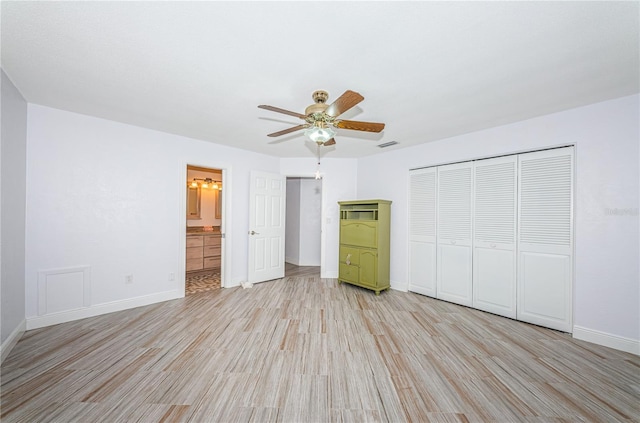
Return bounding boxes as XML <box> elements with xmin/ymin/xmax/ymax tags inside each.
<box><xmin>186</xmin><ymin>227</ymin><xmax>221</xmax><ymax>235</ymax></box>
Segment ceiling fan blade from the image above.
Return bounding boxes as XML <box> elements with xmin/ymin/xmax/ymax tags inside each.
<box><xmin>324</xmin><ymin>90</ymin><xmax>364</xmax><ymax>117</ymax></box>
<box><xmin>323</xmin><ymin>138</ymin><xmax>336</xmax><ymax>146</ymax></box>
<box><xmin>334</xmin><ymin>120</ymin><xmax>385</xmax><ymax>133</ymax></box>
<box><xmin>267</xmin><ymin>124</ymin><xmax>307</xmax><ymax>137</ymax></box>
<box><xmin>258</xmin><ymin>105</ymin><xmax>307</xmax><ymax>120</ymax></box>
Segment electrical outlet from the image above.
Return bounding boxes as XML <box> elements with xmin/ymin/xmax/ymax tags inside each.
<box><xmin>168</xmin><ymin>272</ymin><xmax>175</xmax><ymax>281</ymax></box>
<box><xmin>125</xmin><ymin>274</ymin><xmax>134</xmax><ymax>284</ymax></box>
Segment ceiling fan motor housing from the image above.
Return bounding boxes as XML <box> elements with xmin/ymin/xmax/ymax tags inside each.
<box><xmin>305</xmin><ymin>90</ymin><xmax>329</xmax><ymax>116</ymax></box>
<box><xmin>312</xmin><ymin>90</ymin><xmax>328</xmax><ymax>104</ymax></box>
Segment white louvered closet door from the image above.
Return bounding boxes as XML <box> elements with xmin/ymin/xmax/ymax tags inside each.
<box><xmin>517</xmin><ymin>147</ymin><xmax>574</xmax><ymax>332</ymax></box>
<box><xmin>473</xmin><ymin>156</ymin><xmax>517</xmax><ymax>318</ymax></box>
<box><xmin>409</xmin><ymin>168</ymin><xmax>437</xmax><ymax>297</ymax></box>
<box><xmin>437</xmin><ymin>162</ymin><xmax>473</xmax><ymax>307</ymax></box>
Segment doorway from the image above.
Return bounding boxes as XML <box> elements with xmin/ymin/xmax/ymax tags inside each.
<box><xmin>185</xmin><ymin>165</ymin><xmax>224</xmax><ymax>295</ymax></box>
<box><xmin>284</xmin><ymin>177</ymin><xmax>322</xmax><ymax>277</ymax></box>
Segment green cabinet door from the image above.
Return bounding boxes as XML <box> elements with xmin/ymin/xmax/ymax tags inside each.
<box><xmin>359</xmin><ymin>250</ymin><xmax>378</xmax><ymax>288</ymax></box>
<box><xmin>339</xmin><ymin>262</ymin><xmax>359</xmax><ymax>284</ymax></box>
<box><xmin>340</xmin><ymin>221</ymin><xmax>377</xmax><ymax>248</ymax></box>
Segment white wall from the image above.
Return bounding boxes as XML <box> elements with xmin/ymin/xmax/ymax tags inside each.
<box><xmin>1</xmin><ymin>70</ymin><xmax>28</xmax><ymax>359</ymax></box>
<box><xmin>280</xmin><ymin>158</ymin><xmax>358</xmax><ymax>278</ymax></box>
<box><xmin>357</xmin><ymin>94</ymin><xmax>640</xmax><ymax>353</ymax></box>
<box><xmin>285</xmin><ymin>178</ymin><xmax>301</xmax><ymax>264</ymax></box>
<box><xmin>25</xmin><ymin>105</ymin><xmax>279</xmax><ymax>328</ymax></box>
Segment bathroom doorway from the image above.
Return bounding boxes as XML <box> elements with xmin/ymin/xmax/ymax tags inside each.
<box><xmin>185</xmin><ymin>165</ymin><xmax>223</xmax><ymax>295</ymax></box>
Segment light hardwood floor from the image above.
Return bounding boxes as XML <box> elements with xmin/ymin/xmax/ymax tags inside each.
<box><xmin>2</xmin><ymin>270</ymin><xmax>639</xmax><ymax>422</ymax></box>
<box><xmin>285</xmin><ymin>263</ymin><xmax>320</xmax><ymax>278</ymax></box>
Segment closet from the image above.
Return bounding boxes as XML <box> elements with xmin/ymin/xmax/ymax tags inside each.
<box><xmin>473</xmin><ymin>155</ymin><xmax>517</xmax><ymax>318</ymax></box>
<box><xmin>409</xmin><ymin>146</ymin><xmax>573</xmax><ymax>332</ymax></box>
<box><xmin>437</xmin><ymin>162</ymin><xmax>474</xmax><ymax>307</ymax></box>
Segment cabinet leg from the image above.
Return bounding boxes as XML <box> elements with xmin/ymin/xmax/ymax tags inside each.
<box><xmin>375</xmin><ymin>290</ymin><xmax>380</xmax><ymax>296</ymax></box>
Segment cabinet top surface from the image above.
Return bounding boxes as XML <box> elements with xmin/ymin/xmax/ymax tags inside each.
<box><xmin>338</xmin><ymin>199</ymin><xmax>392</xmax><ymax>205</ymax></box>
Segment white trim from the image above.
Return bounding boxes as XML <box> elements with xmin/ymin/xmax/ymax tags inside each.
<box><xmin>573</xmin><ymin>325</ymin><xmax>640</xmax><ymax>355</ymax></box>
<box><xmin>1</xmin><ymin>319</ymin><xmax>26</xmax><ymax>364</ymax></box>
<box><xmin>282</xmin><ymin>173</ymin><xmax>326</xmax><ymax>279</ymax></box>
<box><xmin>286</xmin><ymin>260</ymin><xmax>322</xmax><ymax>267</ymax></box>
<box><xmin>391</xmin><ymin>279</ymin><xmax>409</xmax><ymax>292</ymax></box>
<box><xmin>182</xmin><ymin>162</ymin><xmax>232</xmax><ymax>290</ymax></box>
<box><xmin>26</xmin><ymin>289</ymin><xmax>182</xmax><ymax>330</ymax></box>
<box><xmin>409</xmin><ymin>143</ymin><xmax>575</xmax><ymax>171</ymax></box>
<box><xmin>220</xmin><ymin>168</ymin><xmax>231</xmax><ymax>288</ymax></box>
<box><xmin>38</xmin><ymin>265</ymin><xmax>91</xmax><ymax>315</ymax></box>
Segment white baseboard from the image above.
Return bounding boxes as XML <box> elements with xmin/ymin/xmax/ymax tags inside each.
<box><xmin>285</xmin><ymin>259</ymin><xmax>321</xmax><ymax>267</ymax></box>
<box><xmin>26</xmin><ymin>290</ymin><xmax>183</xmax><ymax>330</ymax></box>
<box><xmin>1</xmin><ymin>319</ymin><xmax>26</xmax><ymax>364</ymax></box>
<box><xmin>573</xmin><ymin>325</ymin><xmax>640</xmax><ymax>355</ymax></box>
<box><xmin>390</xmin><ymin>279</ymin><xmax>408</xmax><ymax>292</ymax></box>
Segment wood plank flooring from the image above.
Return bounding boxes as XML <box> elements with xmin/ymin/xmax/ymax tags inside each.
<box><xmin>2</xmin><ymin>270</ymin><xmax>639</xmax><ymax>422</ymax></box>
<box><xmin>285</xmin><ymin>263</ymin><xmax>320</xmax><ymax>278</ymax></box>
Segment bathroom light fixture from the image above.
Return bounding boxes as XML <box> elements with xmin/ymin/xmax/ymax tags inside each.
<box><xmin>190</xmin><ymin>178</ymin><xmax>222</xmax><ymax>190</ymax></box>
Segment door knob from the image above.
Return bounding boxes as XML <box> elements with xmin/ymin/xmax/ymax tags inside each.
<box><xmin>249</xmin><ymin>230</ymin><xmax>260</xmax><ymax>235</ymax></box>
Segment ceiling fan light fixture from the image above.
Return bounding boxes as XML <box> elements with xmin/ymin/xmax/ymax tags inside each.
<box><xmin>304</xmin><ymin>124</ymin><xmax>336</xmax><ymax>143</ymax></box>
<box><xmin>259</xmin><ymin>89</ymin><xmax>385</xmax><ymax>147</ymax></box>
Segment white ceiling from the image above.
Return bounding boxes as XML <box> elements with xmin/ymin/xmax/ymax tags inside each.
<box><xmin>2</xmin><ymin>1</ymin><xmax>638</xmax><ymax>158</ymax></box>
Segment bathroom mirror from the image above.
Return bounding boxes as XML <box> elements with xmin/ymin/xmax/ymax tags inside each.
<box><xmin>186</xmin><ymin>186</ymin><xmax>201</xmax><ymax>219</ymax></box>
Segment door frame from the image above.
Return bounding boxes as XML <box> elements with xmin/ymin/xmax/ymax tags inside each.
<box><xmin>179</xmin><ymin>162</ymin><xmax>231</xmax><ymax>294</ymax></box>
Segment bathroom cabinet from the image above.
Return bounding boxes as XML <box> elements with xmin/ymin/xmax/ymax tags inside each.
<box><xmin>186</xmin><ymin>233</ymin><xmax>221</xmax><ymax>272</ymax></box>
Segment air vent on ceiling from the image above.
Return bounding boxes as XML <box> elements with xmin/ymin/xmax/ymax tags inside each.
<box><xmin>377</xmin><ymin>141</ymin><xmax>398</xmax><ymax>148</ymax></box>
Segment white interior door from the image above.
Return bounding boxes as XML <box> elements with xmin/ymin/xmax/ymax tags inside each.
<box><xmin>517</xmin><ymin>147</ymin><xmax>574</xmax><ymax>332</ymax></box>
<box><xmin>437</xmin><ymin>162</ymin><xmax>473</xmax><ymax>307</ymax></box>
<box><xmin>409</xmin><ymin>168</ymin><xmax>437</xmax><ymax>297</ymax></box>
<box><xmin>248</xmin><ymin>171</ymin><xmax>286</xmax><ymax>284</ymax></box>
<box><xmin>473</xmin><ymin>156</ymin><xmax>517</xmax><ymax>318</ymax></box>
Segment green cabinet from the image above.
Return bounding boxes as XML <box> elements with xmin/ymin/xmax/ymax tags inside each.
<box><xmin>338</xmin><ymin>200</ymin><xmax>391</xmax><ymax>295</ymax></box>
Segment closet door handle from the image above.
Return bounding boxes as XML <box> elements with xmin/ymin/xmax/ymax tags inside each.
<box><xmin>249</xmin><ymin>230</ymin><xmax>260</xmax><ymax>235</ymax></box>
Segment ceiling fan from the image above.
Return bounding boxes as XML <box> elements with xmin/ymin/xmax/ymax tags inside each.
<box><xmin>258</xmin><ymin>90</ymin><xmax>385</xmax><ymax>146</ymax></box>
